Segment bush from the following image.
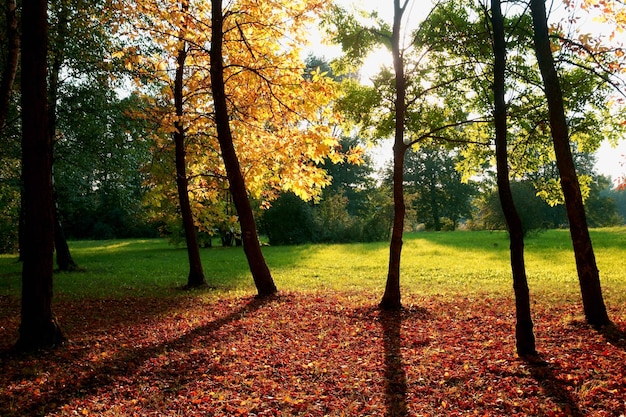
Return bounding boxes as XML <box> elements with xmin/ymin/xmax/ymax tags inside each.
<box><xmin>261</xmin><ymin>192</ymin><xmax>315</xmax><ymax>245</ymax></box>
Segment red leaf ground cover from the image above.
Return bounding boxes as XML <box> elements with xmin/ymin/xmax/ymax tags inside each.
<box><xmin>1</xmin><ymin>292</ymin><xmax>625</xmax><ymax>416</ymax></box>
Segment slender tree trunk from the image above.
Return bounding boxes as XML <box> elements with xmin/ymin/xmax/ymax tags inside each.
<box><xmin>48</xmin><ymin>2</ymin><xmax>78</xmax><ymax>271</ymax></box>
<box><xmin>210</xmin><ymin>0</ymin><xmax>277</xmax><ymax>297</ymax></box>
<box><xmin>491</xmin><ymin>0</ymin><xmax>536</xmax><ymax>356</ymax></box>
<box><xmin>430</xmin><ymin>177</ymin><xmax>441</xmax><ymax>232</ymax></box>
<box><xmin>380</xmin><ymin>0</ymin><xmax>409</xmax><ymax>311</ymax></box>
<box><xmin>529</xmin><ymin>0</ymin><xmax>610</xmax><ymax>326</ymax></box>
<box><xmin>53</xmin><ymin>180</ymin><xmax>78</xmax><ymax>271</ymax></box>
<box><xmin>174</xmin><ymin>0</ymin><xmax>207</xmax><ymax>288</ymax></box>
<box><xmin>17</xmin><ymin>0</ymin><xmax>65</xmax><ymax>351</ymax></box>
<box><xmin>0</xmin><ymin>0</ymin><xmax>19</xmax><ymax>133</ymax></box>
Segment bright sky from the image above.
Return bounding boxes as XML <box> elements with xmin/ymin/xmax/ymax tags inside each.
<box><xmin>312</xmin><ymin>0</ymin><xmax>626</xmax><ymax>184</ymax></box>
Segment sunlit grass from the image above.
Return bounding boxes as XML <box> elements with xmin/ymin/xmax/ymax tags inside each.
<box><xmin>1</xmin><ymin>227</ymin><xmax>625</xmax><ymax>305</ymax></box>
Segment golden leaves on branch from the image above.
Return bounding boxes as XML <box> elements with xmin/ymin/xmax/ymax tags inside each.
<box><xmin>113</xmin><ymin>0</ymin><xmax>354</xmax><ymax>228</ymax></box>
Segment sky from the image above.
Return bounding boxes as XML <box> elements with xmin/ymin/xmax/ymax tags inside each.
<box><xmin>311</xmin><ymin>0</ymin><xmax>626</xmax><ymax>184</ymax></box>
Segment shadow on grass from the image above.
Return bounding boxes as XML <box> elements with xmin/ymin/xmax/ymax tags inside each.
<box><xmin>0</xmin><ymin>294</ymin><xmax>276</xmax><ymax>417</ymax></box>
<box><xmin>380</xmin><ymin>306</ymin><xmax>430</xmax><ymax>417</ymax></box>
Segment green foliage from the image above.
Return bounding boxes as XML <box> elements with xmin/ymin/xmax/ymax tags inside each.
<box><xmin>54</xmin><ymin>89</ymin><xmax>156</xmax><ymax>239</ymax></box>
<box><xmin>403</xmin><ymin>145</ymin><xmax>477</xmax><ymax>231</ymax></box>
<box><xmin>261</xmin><ymin>135</ymin><xmax>392</xmax><ymax>245</ymax></box>
<box><xmin>470</xmin><ymin>175</ymin><xmax>623</xmax><ymax>234</ymax></box>
<box><xmin>0</xmin><ymin>181</ymin><xmax>19</xmax><ymax>253</ymax></box>
<box><xmin>321</xmin><ymin>5</ymin><xmax>391</xmax><ymax>74</ymax></box>
<box><xmin>585</xmin><ymin>176</ymin><xmax>624</xmax><ymax>226</ymax></box>
<box><xmin>0</xmin><ymin>119</ymin><xmax>20</xmax><ymax>254</ymax></box>
<box><xmin>471</xmin><ymin>181</ymin><xmax>565</xmax><ymax>235</ymax></box>
<box><xmin>608</xmin><ymin>186</ymin><xmax>626</xmax><ymax>221</ymax></box>
<box><xmin>261</xmin><ymin>187</ymin><xmax>393</xmax><ymax>246</ymax></box>
<box><xmin>420</xmin><ymin>0</ymin><xmax>625</xmax><ymax>217</ymax></box>
<box><xmin>261</xmin><ymin>192</ymin><xmax>316</xmax><ymax>245</ymax></box>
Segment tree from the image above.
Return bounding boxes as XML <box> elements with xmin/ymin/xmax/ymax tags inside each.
<box><xmin>377</xmin><ymin>0</ymin><xmax>410</xmax><ymax>310</ymax></box>
<box><xmin>326</xmin><ymin>0</ymin><xmax>411</xmax><ymax>309</ymax></box>
<box><xmin>491</xmin><ymin>0</ymin><xmax>536</xmax><ymax>357</ymax></box>
<box><xmin>17</xmin><ymin>0</ymin><xmax>65</xmax><ymax>351</ymax></box>
<box><xmin>529</xmin><ymin>0</ymin><xmax>610</xmax><ymax>326</ymax></box>
<box><xmin>173</xmin><ymin>0</ymin><xmax>206</xmax><ymax>288</ymax></box>
<box><xmin>0</xmin><ymin>0</ymin><xmax>18</xmax><ymax>133</ymax></box>
<box><xmin>114</xmin><ymin>0</ymin><xmax>352</xmax><ymax>293</ymax></box>
<box><xmin>584</xmin><ymin>175</ymin><xmax>624</xmax><ymax>226</ymax></box>
<box><xmin>48</xmin><ymin>0</ymin><xmax>78</xmax><ymax>271</ymax></box>
<box><xmin>320</xmin><ymin>136</ymin><xmax>375</xmax><ymax>215</ymax></box>
<box><xmin>473</xmin><ymin>180</ymin><xmax>560</xmax><ymax>233</ymax></box>
<box><xmin>210</xmin><ymin>0</ymin><xmax>276</xmax><ymax>296</ymax></box>
<box><xmin>403</xmin><ymin>145</ymin><xmax>475</xmax><ymax>231</ymax></box>
<box><xmin>327</xmin><ymin>0</ymin><xmax>482</xmax><ymax>309</ymax></box>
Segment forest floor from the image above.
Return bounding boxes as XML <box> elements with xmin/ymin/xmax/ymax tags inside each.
<box><xmin>1</xmin><ymin>291</ymin><xmax>625</xmax><ymax>416</ymax></box>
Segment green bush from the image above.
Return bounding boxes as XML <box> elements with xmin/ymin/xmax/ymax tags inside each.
<box><xmin>261</xmin><ymin>192</ymin><xmax>316</xmax><ymax>245</ymax></box>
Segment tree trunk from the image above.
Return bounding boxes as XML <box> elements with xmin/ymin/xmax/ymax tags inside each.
<box><xmin>16</xmin><ymin>0</ymin><xmax>65</xmax><ymax>351</ymax></box>
<box><xmin>210</xmin><ymin>0</ymin><xmax>277</xmax><ymax>297</ymax></box>
<box><xmin>380</xmin><ymin>0</ymin><xmax>409</xmax><ymax>311</ymax></box>
<box><xmin>0</xmin><ymin>0</ymin><xmax>19</xmax><ymax>133</ymax></box>
<box><xmin>529</xmin><ymin>0</ymin><xmax>610</xmax><ymax>326</ymax></box>
<box><xmin>491</xmin><ymin>0</ymin><xmax>536</xmax><ymax>357</ymax></box>
<box><xmin>174</xmin><ymin>1</ymin><xmax>207</xmax><ymax>288</ymax></box>
<box><xmin>430</xmin><ymin>177</ymin><xmax>441</xmax><ymax>231</ymax></box>
<box><xmin>48</xmin><ymin>1</ymin><xmax>78</xmax><ymax>272</ymax></box>
<box><xmin>53</xmin><ymin>180</ymin><xmax>78</xmax><ymax>271</ymax></box>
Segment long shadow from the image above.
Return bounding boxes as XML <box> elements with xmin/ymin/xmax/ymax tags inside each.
<box><xmin>380</xmin><ymin>306</ymin><xmax>430</xmax><ymax>417</ymax></box>
<box><xmin>0</xmin><ymin>294</ymin><xmax>198</xmax><ymax>353</ymax></box>
<box><xmin>2</xmin><ymin>294</ymin><xmax>275</xmax><ymax>417</ymax></box>
<box><xmin>380</xmin><ymin>309</ymin><xmax>408</xmax><ymax>417</ymax></box>
<box><xmin>527</xmin><ymin>361</ymin><xmax>585</xmax><ymax>417</ymax></box>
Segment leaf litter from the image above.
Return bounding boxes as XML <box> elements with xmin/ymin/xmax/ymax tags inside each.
<box><xmin>0</xmin><ymin>292</ymin><xmax>624</xmax><ymax>416</ymax></box>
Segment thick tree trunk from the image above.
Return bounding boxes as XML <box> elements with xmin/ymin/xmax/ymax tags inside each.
<box><xmin>17</xmin><ymin>0</ymin><xmax>65</xmax><ymax>351</ymax></box>
<box><xmin>380</xmin><ymin>0</ymin><xmax>409</xmax><ymax>311</ymax></box>
<box><xmin>491</xmin><ymin>0</ymin><xmax>536</xmax><ymax>357</ymax></box>
<box><xmin>210</xmin><ymin>0</ymin><xmax>277</xmax><ymax>297</ymax></box>
<box><xmin>174</xmin><ymin>5</ymin><xmax>207</xmax><ymax>288</ymax></box>
<box><xmin>0</xmin><ymin>0</ymin><xmax>19</xmax><ymax>133</ymax></box>
<box><xmin>48</xmin><ymin>2</ymin><xmax>78</xmax><ymax>272</ymax></box>
<box><xmin>529</xmin><ymin>0</ymin><xmax>610</xmax><ymax>326</ymax></box>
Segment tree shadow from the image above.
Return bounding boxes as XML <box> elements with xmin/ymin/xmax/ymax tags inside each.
<box><xmin>0</xmin><ymin>294</ymin><xmax>203</xmax><ymax>353</ymax></box>
<box><xmin>380</xmin><ymin>306</ymin><xmax>430</xmax><ymax>417</ymax></box>
<box><xmin>526</xmin><ymin>360</ymin><xmax>585</xmax><ymax>417</ymax></box>
<box><xmin>1</xmin><ymin>294</ymin><xmax>276</xmax><ymax>417</ymax></box>
<box><xmin>596</xmin><ymin>322</ymin><xmax>626</xmax><ymax>352</ymax></box>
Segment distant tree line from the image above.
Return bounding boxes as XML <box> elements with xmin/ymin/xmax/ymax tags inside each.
<box><xmin>1</xmin><ymin>129</ymin><xmax>623</xmax><ymax>253</ymax></box>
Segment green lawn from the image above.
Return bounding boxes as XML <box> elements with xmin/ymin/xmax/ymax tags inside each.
<box><xmin>2</xmin><ymin>228</ymin><xmax>625</xmax><ymax>416</ymax></box>
<box><xmin>1</xmin><ymin>227</ymin><xmax>624</xmax><ymax>304</ymax></box>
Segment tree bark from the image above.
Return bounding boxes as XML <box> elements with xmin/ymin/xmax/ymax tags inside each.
<box><xmin>380</xmin><ymin>0</ymin><xmax>409</xmax><ymax>311</ymax></box>
<box><xmin>0</xmin><ymin>0</ymin><xmax>18</xmax><ymax>133</ymax></box>
<box><xmin>210</xmin><ymin>0</ymin><xmax>277</xmax><ymax>297</ymax></box>
<box><xmin>491</xmin><ymin>0</ymin><xmax>536</xmax><ymax>356</ymax></box>
<box><xmin>16</xmin><ymin>0</ymin><xmax>65</xmax><ymax>351</ymax></box>
<box><xmin>174</xmin><ymin>0</ymin><xmax>207</xmax><ymax>288</ymax></box>
<box><xmin>529</xmin><ymin>0</ymin><xmax>610</xmax><ymax>326</ymax></box>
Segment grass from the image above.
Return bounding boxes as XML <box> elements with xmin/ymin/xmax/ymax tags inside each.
<box><xmin>1</xmin><ymin>228</ymin><xmax>625</xmax><ymax>416</ymax></box>
<box><xmin>1</xmin><ymin>227</ymin><xmax>625</xmax><ymax>305</ymax></box>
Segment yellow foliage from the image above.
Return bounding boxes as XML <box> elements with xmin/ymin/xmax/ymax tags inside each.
<box><xmin>112</xmin><ymin>0</ymin><xmax>350</xmax><ymax>228</ymax></box>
